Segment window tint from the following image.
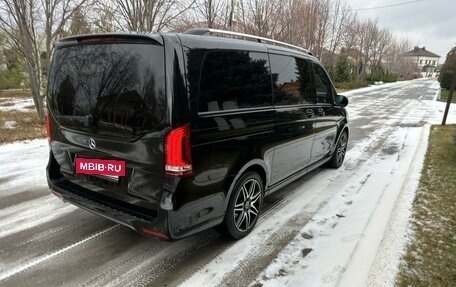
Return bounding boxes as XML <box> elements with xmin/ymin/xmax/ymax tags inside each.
<box><xmin>198</xmin><ymin>50</ymin><xmax>271</xmax><ymax>112</ymax></box>
<box><xmin>48</xmin><ymin>43</ymin><xmax>165</xmax><ymax>137</ymax></box>
<box><xmin>313</xmin><ymin>63</ymin><xmax>333</xmax><ymax>104</ymax></box>
<box><xmin>270</xmin><ymin>54</ymin><xmax>314</xmax><ymax>105</ymax></box>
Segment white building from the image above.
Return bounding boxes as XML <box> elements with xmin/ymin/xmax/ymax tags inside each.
<box><xmin>403</xmin><ymin>46</ymin><xmax>440</xmax><ymax>77</ymax></box>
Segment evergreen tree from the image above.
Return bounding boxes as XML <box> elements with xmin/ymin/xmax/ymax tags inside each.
<box><xmin>439</xmin><ymin>46</ymin><xmax>456</xmax><ymax>89</ymax></box>
<box><xmin>334</xmin><ymin>55</ymin><xmax>351</xmax><ymax>84</ymax></box>
<box><xmin>69</xmin><ymin>8</ymin><xmax>91</xmax><ymax>35</ymax></box>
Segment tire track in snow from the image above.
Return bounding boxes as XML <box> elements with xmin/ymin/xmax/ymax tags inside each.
<box><xmin>119</xmin><ymin>232</ymin><xmax>220</xmax><ymax>287</ymax></box>
<box><xmin>178</xmin><ymin>81</ymin><xmax>434</xmax><ymax>287</ymax></box>
<box><xmin>0</xmin><ymin>186</ymin><xmax>48</xmax><ymax>210</ymax></box>
<box><xmin>1</xmin><ymin>79</ymin><xmax>441</xmax><ymax>286</ymax></box>
<box><xmin>117</xmin><ymin>86</ymin><xmax>416</xmax><ymax>286</ymax></box>
<box><xmin>216</xmin><ymin>213</ymin><xmax>312</xmax><ymax>287</ymax></box>
<box><xmin>0</xmin><ymin>195</ymin><xmax>76</xmax><ymax>239</ymax></box>
<box><xmin>79</xmin><ymin>237</ymin><xmax>170</xmax><ymax>287</ymax></box>
<box><xmin>0</xmin><ymin>225</ymin><xmax>119</xmax><ymax>282</ymax></box>
<box><xmin>0</xmin><ymin>210</ymin><xmax>114</xmax><ymax>274</ymax></box>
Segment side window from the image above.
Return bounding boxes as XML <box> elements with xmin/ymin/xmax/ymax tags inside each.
<box><xmin>313</xmin><ymin>63</ymin><xmax>334</xmax><ymax>104</ymax></box>
<box><xmin>198</xmin><ymin>50</ymin><xmax>271</xmax><ymax>112</ymax></box>
<box><xmin>296</xmin><ymin>58</ymin><xmax>315</xmax><ymax>104</ymax></box>
<box><xmin>270</xmin><ymin>54</ymin><xmax>315</xmax><ymax>105</ymax></box>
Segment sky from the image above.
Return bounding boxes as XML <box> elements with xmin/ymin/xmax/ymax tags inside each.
<box><xmin>347</xmin><ymin>0</ymin><xmax>456</xmax><ymax>64</ymax></box>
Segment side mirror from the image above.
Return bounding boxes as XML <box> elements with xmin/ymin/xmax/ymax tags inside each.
<box><xmin>335</xmin><ymin>94</ymin><xmax>349</xmax><ymax>107</ymax></box>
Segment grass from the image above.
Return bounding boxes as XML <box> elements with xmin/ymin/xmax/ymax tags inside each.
<box><xmin>0</xmin><ymin>89</ymin><xmax>32</xmax><ymax>98</ymax></box>
<box><xmin>0</xmin><ymin>110</ymin><xmax>46</xmax><ymax>143</ymax></box>
<box><xmin>335</xmin><ymin>80</ymin><xmax>370</xmax><ymax>91</ymax></box>
<box><xmin>395</xmin><ymin>125</ymin><xmax>456</xmax><ymax>287</ymax></box>
<box><xmin>0</xmin><ymin>89</ymin><xmax>46</xmax><ymax>143</ymax></box>
<box><xmin>439</xmin><ymin>89</ymin><xmax>456</xmax><ymax>103</ymax></box>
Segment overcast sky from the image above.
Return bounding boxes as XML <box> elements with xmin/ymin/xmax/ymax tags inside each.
<box><xmin>347</xmin><ymin>0</ymin><xmax>456</xmax><ymax>63</ymax></box>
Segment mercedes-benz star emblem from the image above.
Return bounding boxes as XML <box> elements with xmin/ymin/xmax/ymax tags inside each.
<box><xmin>88</xmin><ymin>138</ymin><xmax>96</xmax><ymax>150</ymax></box>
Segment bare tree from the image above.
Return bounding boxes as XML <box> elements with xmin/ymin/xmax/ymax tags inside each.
<box><xmin>276</xmin><ymin>0</ymin><xmax>331</xmax><ymax>59</ymax></box>
<box><xmin>99</xmin><ymin>0</ymin><xmax>197</xmax><ymax>33</ymax></box>
<box><xmin>175</xmin><ymin>0</ymin><xmax>230</xmax><ymax>31</ymax></box>
<box><xmin>351</xmin><ymin>18</ymin><xmax>379</xmax><ymax>79</ymax></box>
<box><xmin>0</xmin><ymin>0</ymin><xmax>88</xmax><ymax>122</ymax></box>
<box><xmin>238</xmin><ymin>0</ymin><xmax>285</xmax><ymax>38</ymax></box>
<box><xmin>384</xmin><ymin>38</ymin><xmax>416</xmax><ymax>79</ymax></box>
<box><xmin>195</xmin><ymin>0</ymin><xmax>227</xmax><ymax>28</ymax></box>
<box><xmin>325</xmin><ymin>0</ymin><xmax>356</xmax><ymax>67</ymax></box>
<box><xmin>0</xmin><ymin>0</ymin><xmax>45</xmax><ymax>121</ymax></box>
<box><xmin>90</xmin><ymin>2</ymin><xmax>116</xmax><ymax>32</ymax></box>
<box><xmin>42</xmin><ymin>0</ymin><xmax>89</xmax><ymax>78</ymax></box>
<box><xmin>371</xmin><ymin>28</ymin><xmax>393</xmax><ymax>70</ymax></box>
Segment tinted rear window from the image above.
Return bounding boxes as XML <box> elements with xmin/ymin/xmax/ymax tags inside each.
<box><xmin>198</xmin><ymin>50</ymin><xmax>272</xmax><ymax>112</ymax></box>
<box><xmin>270</xmin><ymin>54</ymin><xmax>315</xmax><ymax>105</ymax></box>
<box><xmin>48</xmin><ymin>43</ymin><xmax>165</xmax><ymax>137</ymax></box>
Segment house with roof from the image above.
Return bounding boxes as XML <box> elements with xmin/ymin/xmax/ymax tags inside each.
<box><xmin>403</xmin><ymin>46</ymin><xmax>440</xmax><ymax>77</ymax></box>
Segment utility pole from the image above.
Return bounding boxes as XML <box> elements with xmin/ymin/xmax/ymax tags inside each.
<box><xmin>441</xmin><ymin>73</ymin><xmax>455</xmax><ymax>125</ymax></box>
<box><xmin>441</xmin><ymin>46</ymin><xmax>456</xmax><ymax>125</ymax></box>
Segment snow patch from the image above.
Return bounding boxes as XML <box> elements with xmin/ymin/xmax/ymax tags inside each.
<box><xmin>3</xmin><ymin>120</ymin><xmax>17</xmax><ymax>129</ymax></box>
<box><xmin>0</xmin><ymin>98</ymin><xmax>35</xmax><ymax>112</ymax></box>
<box><xmin>367</xmin><ymin>125</ymin><xmax>430</xmax><ymax>286</ymax></box>
<box><xmin>253</xmin><ymin>127</ymin><xmax>428</xmax><ymax>287</ymax></box>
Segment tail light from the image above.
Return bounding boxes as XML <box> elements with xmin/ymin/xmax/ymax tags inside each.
<box><xmin>165</xmin><ymin>125</ymin><xmax>193</xmax><ymax>176</ymax></box>
<box><xmin>45</xmin><ymin>110</ymin><xmax>51</xmax><ymax>143</ymax></box>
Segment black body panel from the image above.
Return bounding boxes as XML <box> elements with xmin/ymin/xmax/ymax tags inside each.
<box><xmin>46</xmin><ymin>32</ymin><xmax>349</xmax><ymax>240</ymax></box>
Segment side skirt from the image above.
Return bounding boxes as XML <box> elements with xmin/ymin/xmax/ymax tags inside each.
<box><xmin>264</xmin><ymin>156</ymin><xmax>332</xmax><ymax>197</ymax></box>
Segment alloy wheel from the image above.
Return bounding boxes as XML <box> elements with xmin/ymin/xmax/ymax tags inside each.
<box><xmin>337</xmin><ymin>133</ymin><xmax>347</xmax><ymax>165</ymax></box>
<box><xmin>233</xmin><ymin>178</ymin><xmax>262</xmax><ymax>232</ymax></box>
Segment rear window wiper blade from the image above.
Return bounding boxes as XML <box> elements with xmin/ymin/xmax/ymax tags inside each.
<box><xmin>57</xmin><ymin>114</ymin><xmax>94</xmax><ymax>127</ymax></box>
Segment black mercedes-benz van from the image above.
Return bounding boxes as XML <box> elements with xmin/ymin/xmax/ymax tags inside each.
<box><xmin>46</xmin><ymin>29</ymin><xmax>349</xmax><ymax>240</ymax></box>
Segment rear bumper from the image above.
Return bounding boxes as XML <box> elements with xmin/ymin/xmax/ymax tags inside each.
<box><xmin>47</xmin><ymin>176</ymin><xmax>171</xmax><ymax>240</ymax></box>
<box><xmin>46</xmin><ymin>149</ymin><xmax>226</xmax><ymax>240</ymax></box>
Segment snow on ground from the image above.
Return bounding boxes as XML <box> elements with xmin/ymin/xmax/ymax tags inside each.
<box><xmin>251</xmin><ymin>79</ymin><xmax>454</xmax><ymax>287</ymax></box>
<box><xmin>367</xmin><ymin>127</ymin><xmax>429</xmax><ymax>286</ymax></box>
<box><xmin>0</xmin><ymin>97</ymin><xmax>35</xmax><ymax>112</ymax></box>
<box><xmin>4</xmin><ymin>120</ymin><xmax>17</xmax><ymax>129</ymax></box>
<box><xmin>0</xmin><ymin>139</ymin><xmax>49</xmax><ymax>194</ymax></box>
<box><xmin>180</xmin><ymin>79</ymin><xmax>455</xmax><ymax>287</ymax></box>
<box><xmin>0</xmin><ymin>140</ymin><xmax>75</xmax><ymax>241</ymax></box>
<box><xmin>0</xmin><ymin>78</ymin><xmax>454</xmax><ymax>287</ymax></box>
<box><xmin>181</xmin><ymin>126</ymin><xmax>428</xmax><ymax>287</ymax></box>
<box><xmin>253</xmin><ymin>125</ymin><xmax>426</xmax><ymax>286</ymax></box>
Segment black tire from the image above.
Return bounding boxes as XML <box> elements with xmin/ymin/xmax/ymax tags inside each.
<box><xmin>328</xmin><ymin>131</ymin><xmax>348</xmax><ymax>168</ymax></box>
<box><xmin>221</xmin><ymin>172</ymin><xmax>264</xmax><ymax>239</ymax></box>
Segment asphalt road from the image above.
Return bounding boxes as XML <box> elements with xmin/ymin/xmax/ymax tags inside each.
<box><xmin>0</xmin><ymin>78</ymin><xmax>447</xmax><ymax>287</ymax></box>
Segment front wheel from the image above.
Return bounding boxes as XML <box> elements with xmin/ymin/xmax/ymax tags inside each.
<box><xmin>221</xmin><ymin>172</ymin><xmax>264</xmax><ymax>239</ymax></box>
<box><xmin>328</xmin><ymin>131</ymin><xmax>348</xmax><ymax>168</ymax></box>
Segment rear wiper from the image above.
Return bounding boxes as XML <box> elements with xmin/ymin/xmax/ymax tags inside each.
<box><xmin>57</xmin><ymin>114</ymin><xmax>94</xmax><ymax>127</ymax></box>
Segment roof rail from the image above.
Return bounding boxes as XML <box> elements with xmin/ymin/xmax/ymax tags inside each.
<box><xmin>184</xmin><ymin>28</ymin><xmax>312</xmax><ymax>55</ymax></box>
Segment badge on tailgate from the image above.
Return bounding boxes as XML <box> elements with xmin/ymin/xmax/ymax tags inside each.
<box><xmin>75</xmin><ymin>158</ymin><xmax>126</xmax><ymax>177</ymax></box>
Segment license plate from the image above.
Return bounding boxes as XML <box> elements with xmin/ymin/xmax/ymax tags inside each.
<box><xmin>75</xmin><ymin>158</ymin><xmax>126</xmax><ymax>177</ymax></box>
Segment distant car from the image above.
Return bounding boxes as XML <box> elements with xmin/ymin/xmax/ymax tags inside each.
<box><xmin>46</xmin><ymin>29</ymin><xmax>349</xmax><ymax>240</ymax></box>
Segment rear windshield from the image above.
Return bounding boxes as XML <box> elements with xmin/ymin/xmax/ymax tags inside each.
<box><xmin>48</xmin><ymin>42</ymin><xmax>165</xmax><ymax>137</ymax></box>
